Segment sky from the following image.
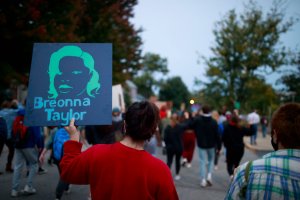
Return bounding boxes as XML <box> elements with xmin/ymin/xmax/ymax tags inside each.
<box><xmin>131</xmin><ymin>0</ymin><xmax>300</xmax><ymax>91</ymax></box>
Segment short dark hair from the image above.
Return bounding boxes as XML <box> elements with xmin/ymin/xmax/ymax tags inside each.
<box><xmin>125</xmin><ymin>101</ymin><xmax>159</xmax><ymax>141</ymax></box>
<box><xmin>230</xmin><ymin>115</ymin><xmax>240</xmax><ymax>125</ymax></box>
<box><xmin>202</xmin><ymin>105</ymin><xmax>211</xmax><ymax>114</ymax></box>
<box><xmin>271</xmin><ymin>103</ymin><xmax>300</xmax><ymax>149</ymax></box>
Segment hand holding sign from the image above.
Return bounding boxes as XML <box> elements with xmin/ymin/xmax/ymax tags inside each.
<box><xmin>64</xmin><ymin>118</ymin><xmax>80</xmax><ymax>142</ymax></box>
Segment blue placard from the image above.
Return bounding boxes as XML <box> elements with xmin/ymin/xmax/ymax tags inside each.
<box><xmin>25</xmin><ymin>43</ymin><xmax>112</xmax><ymax>126</ymax></box>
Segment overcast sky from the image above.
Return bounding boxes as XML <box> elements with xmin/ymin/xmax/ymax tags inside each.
<box><xmin>131</xmin><ymin>0</ymin><xmax>300</xmax><ymax>91</ymax></box>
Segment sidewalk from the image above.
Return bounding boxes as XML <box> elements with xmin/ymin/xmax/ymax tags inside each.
<box><xmin>244</xmin><ymin>133</ymin><xmax>273</xmax><ymax>151</ymax></box>
<box><xmin>0</xmin><ymin>133</ymin><xmax>272</xmax><ymax>200</ymax></box>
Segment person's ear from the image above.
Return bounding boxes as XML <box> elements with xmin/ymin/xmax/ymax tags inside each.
<box><xmin>271</xmin><ymin>129</ymin><xmax>279</xmax><ymax>151</ymax></box>
<box><xmin>122</xmin><ymin>121</ymin><xmax>126</xmax><ymax>134</ymax></box>
<box><xmin>272</xmin><ymin>129</ymin><xmax>277</xmax><ymax>142</ymax></box>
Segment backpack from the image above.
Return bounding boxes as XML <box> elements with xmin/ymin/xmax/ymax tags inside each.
<box><xmin>12</xmin><ymin>115</ymin><xmax>29</xmax><ymax>147</ymax></box>
<box><xmin>53</xmin><ymin>128</ymin><xmax>70</xmax><ymax>161</ymax></box>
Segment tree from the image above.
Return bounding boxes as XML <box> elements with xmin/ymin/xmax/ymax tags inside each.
<box><xmin>159</xmin><ymin>76</ymin><xmax>190</xmax><ymax>110</ymax></box>
<box><xmin>78</xmin><ymin>0</ymin><xmax>143</xmax><ymax>84</ymax></box>
<box><xmin>277</xmin><ymin>52</ymin><xmax>300</xmax><ymax>102</ymax></box>
<box><xmin>0</xmin><ymin>0</ymin><xmax>142</xmax><ymax>90</ymax></box>
<box><xmin>133</xmin><ymin>52</ymin><xmax>168</xmax><ymax>98</ymax></box>
<box><xmin>201</xmin><ymin>1</ymin><xmax>296</xmax><ymax>112</ymax></box>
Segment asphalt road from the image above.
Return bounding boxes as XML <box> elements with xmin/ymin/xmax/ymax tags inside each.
<box><xmin>0</xmin><ymin>134</ymin><xmax>272</xmax><ymax>200</ymax></box>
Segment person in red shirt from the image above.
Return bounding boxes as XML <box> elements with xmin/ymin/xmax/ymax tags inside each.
<box><xmin>60</xmin><ymin>101</ymin><xmax>179</xmax><ymax>200</ymax></box>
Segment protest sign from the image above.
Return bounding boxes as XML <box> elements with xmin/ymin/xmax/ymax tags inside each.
<box><xmin>25</xmin><ymin>43</ymin><xmax>112</xmax><ymax>126</ymax></box>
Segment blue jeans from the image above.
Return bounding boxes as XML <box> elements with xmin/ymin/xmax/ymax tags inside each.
<box><xmin>12</xmin><ymin>148</ymin><xmax>38</xmax><ymax>191</ymax></box>
<box><xmin>198</xmin><ymin>147</ymin><xmax>215</xmax><ymax>180</ymax></box>
<box><xmin>55</xmin><ymin>159</ymin><xmax>70</xmax><ymax>199</ymax></box>
<box><xmin>250</xmin><ymin>124</ymin><xmax>258</xmax><ymax>145</ymax></box>
<box><xmin>261</xmin><ymin>125</ymin><xmax>267</xmax><ymax>138</ymax></box>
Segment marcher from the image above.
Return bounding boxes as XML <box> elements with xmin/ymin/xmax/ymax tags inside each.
<box><xmin>39</xmin><ymin>127</ymin><xmax>71</xmax><ymax>200</ymax></box>
<box><xmin>0</xmin><ymin>99</ymin><xmax>21</xmax><ymax>172</ymax></box>
<box><xmin>85</xmin><ymin>125</ymin><xmax>115</xmax><ymax>145</ymax></box>
<box><xmin>37</xmin><ymin>127</ymin><xmax>47</xmax><ymax>174</ymax></box>
<box><xmin>260</xmin><ymin>115</ymin><xmax>268</xmax><ymax>138</ymax></box>
<box><xmin>191</xmin><ymin>105</ymin><xmax>221</xmax><ymax>187</ymax></box>
<box><xmin>181</xmin><ymin>111</ymin><xmax>196</xmax><ymax>168</ymax></box>
<box><xmin>211</xmin><ymin>110</ymin><xmax>224</xmax><ymax>170</ymax></box>
<box><xmin>164</xmin><ymin>115</ymin><xmax>185</xmax><ymax>180</ymax></box>
<box><xmin>225</xmin><ymin>103</ymin><xmax>300</xmax><ymax>199</ymax></box>
<box><xmin>222</xmin><ymin>115</ymin><xmax>251</xmax><ymax>179</ymax></box>
<box><xmin>247</xmin><ymin>109</ymin><xmax>260</xmax><ymax>145</ymax></box>
<box><xmin>11</xmin><ymin>109</ymin><xmax>43</xmax><ymax>197</ymax></box>
<box><xmin>112</xmin><ymin>107</ymin><xmax>124</xmax><ymax>141</ymax></box>
<box><xmin>85</xmin><ymin>107</ymin><xmax>122</xmax><ymax>145</ymax></box>
<box><xmin>61</xmin><ymin>101</ymin><xmax>179</xmax><ymax>200</ymax></box>
<box><xmin>144</xmin><ymin>128</ymin><xmax>159</xmax><ymax>156</ymax></box>
<box><xmin>159</xmin><ymin>106</ymin><xmax>171</xmax><ymax>155</ymax></box>
<box><xmin>0</xmin><ymin>116</ymin><xmax>8</xmax><ymax>175</ymax></box>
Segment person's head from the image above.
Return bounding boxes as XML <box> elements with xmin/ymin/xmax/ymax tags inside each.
<box><xmin>1</xmin><ymin>100</ymin><xmax>9</xmax><ymax>109</ymax></box>
<box><xmin>233</xmin><ymin>109</ymin><xmax>239</xmax><ymax>116</ymax></box>
<box><xmin>271</xmin><ymin>103</ymin><xmax>300</xmax><ymax>149</ymax></box>
<box><xmin>170</xmin><ymin>115</ymin><xmax>179</xmax><ymax>127</ymax></box>
<box><xmin>183</xmin><ymin>111</ymin><xmax>191</xmax><ymax>120</ymax></box>
<box><xmin>112</xmin><ymin>107</ymin><xmax>122</xmax><ymax>122</ymax></box>
<box><xmin>211</xmin><ymin>110</ymin><xmax>220</xmax><ymax>122</ymax></box>
<box><xmin>48</xmin><ymin>45</ymin><xmax>101</xmax><ymax>99</ymax></box>
<box><xmin>202</xmin><ymin>105</ymin><xmax>211</xmax><ymax>114</ymax></box>
<box><xmin>112</xmin><ymin>107</ymin><xmax>121</xmax><ymax>116</ymax></box>
<box><xmin>10</xmin><ymin>99</ymin><xmax>18</xmax><ymax>109</ymax></box>
<box><xmin>229</xmin><ymin>115</ymin><xmax>240</xmax><ymax>127</ymax></box>
<box><xmin>225</xmin><ymin>111</ymin><xmax>232</xmax><ymax>121</ymax></box>
<box><xmin>124</xmin><ymin>101</ymin><xmax>160</xmax><ymax>141</ymax></box>
<box><xmin>159</xmin><ymin>106</ymin><xmax>167</xmax><ymax>119</ymax></box>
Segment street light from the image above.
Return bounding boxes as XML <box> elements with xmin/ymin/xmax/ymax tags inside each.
<box><xmin>190</xmin><ymin>99</ymin><xmax>195</xmax><ymax>105</ymax></box>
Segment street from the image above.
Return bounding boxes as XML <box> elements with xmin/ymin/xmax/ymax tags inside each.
<box><xmin>0</xmin><ymin>134</ymin><xmax>273</xmax><ymax>200</ymax></box>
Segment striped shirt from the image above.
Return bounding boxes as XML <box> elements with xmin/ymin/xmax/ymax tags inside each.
<box><xmin>225</xmin><ymin>149</ymin><xmax>300</xmax><ymax>200</ymax></box>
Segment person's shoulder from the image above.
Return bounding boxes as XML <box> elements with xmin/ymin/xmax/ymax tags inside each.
<box><xmin>194</xmin><ymin>115</ymin><xmax>203</xmax><ymax>122</ymax></box>
<box><xmin>235</xmin><ymin>160</ymin><xmax>250</xmax><ymax>174</ymax></box>
<box><xmin>165</xmin><ymin>124</ymin><xmax>172</xmax><ymax>130</ymax></box>
<box><xmin>234</xmin><ymin>156</ymin><xmax>273</xmax><ymax>180</ymax></box>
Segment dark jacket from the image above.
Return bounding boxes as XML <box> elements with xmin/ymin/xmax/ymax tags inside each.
<box><xmin>222</xmin><ymin>123</ymin><xmax>250</xmax><ymax>150</ymax></box>
<box><xmin>164</xmin><ymin>124</ymin><xmax>184</xmax><ymax>153</ymax></box>
<box><xmin>191</xmin><ymin>115</ymin><xmax>221</xmax><ymax>149</ymax></box>
<box><xmin>85</xmin><ymin>125</ymin><xmax>115</xmax><ymax>145</ymax></box>
<box><xmin>0</xmin><ymin>116</ymin><xmax>8</xmax><ymax>140</ymax></box>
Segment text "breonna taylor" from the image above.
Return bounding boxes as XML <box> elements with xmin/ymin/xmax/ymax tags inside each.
<box><xmin>33</xmin><ymin>97</ymin><xmax>90</xmax><ymax>125</ymax></box>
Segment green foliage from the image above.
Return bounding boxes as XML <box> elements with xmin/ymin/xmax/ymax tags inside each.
<box><xmin>133</xmin><ymin>73</ymin><xmax>155</xmax><ymax>98</ymax></box>
<box><xmin>0</xmin><ymin>0</ymin><xmax>142</xmax><ymax>86</ymax></box>
<box><xmin>142</xmin><ymin>53</ymin><xmax>168</xmax><ymax>74</ymax></box>
<box><xmin>202</xmin><ymin>0</ymin><xmax>295</xmax><ymax>112</ymax></box>
<box><xmin>243</xmin><ymin>78</ymin><xmax>279</xmax><ymax>113</ymax></box>
<box><xmin>278</xmin><ymin>52</ymin><xmax>300</xmax><ymax>102</ymax></box>
<box><xmin>159</xmin><ymin>76</ymin><xmax>190</xmax><ymax>109</ymax></box>
<box><xmin>133</xmin><ymin>52</ymin><xmax>168</xmax><ymax>98</ymax></box>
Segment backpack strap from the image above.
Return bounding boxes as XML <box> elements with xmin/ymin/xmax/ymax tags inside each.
<box><xmin>239</xmin><ymin>161</ymin><xmax>252</xmax><ymax>199</ymax></box>
<box><xmin>244</xmin><ymin>161</ymin><xmax>252</xmax><ymax>182</ymax></box>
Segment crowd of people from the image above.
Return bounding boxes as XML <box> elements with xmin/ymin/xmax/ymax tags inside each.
<box><xmin>0</xmin><ymin>97</ymin><xmax>299</xmax><ymax>199</ymax></box>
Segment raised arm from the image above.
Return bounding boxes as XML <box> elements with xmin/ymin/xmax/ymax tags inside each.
<box><xmin>59</xmin><ymin>119</ymin><xmax>92</xmax><ymax>185</ymax></box>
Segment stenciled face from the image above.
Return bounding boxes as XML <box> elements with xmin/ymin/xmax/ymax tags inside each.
<box><xmin>54</xmin><ymin>56</ymin><xmax>91</xmax><ymax>97</ymax></box>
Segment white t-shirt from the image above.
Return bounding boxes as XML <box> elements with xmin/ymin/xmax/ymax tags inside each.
<box><xmin>247</xmin><ymin>112</ymin><xmax>260</xmax><ymax>124</ymax></box>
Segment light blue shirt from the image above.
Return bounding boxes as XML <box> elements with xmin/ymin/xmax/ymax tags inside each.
<box><xmin>0</xmin><ymin>108</ymin><xmax>19</xmax><ymax>139</ymax></box>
